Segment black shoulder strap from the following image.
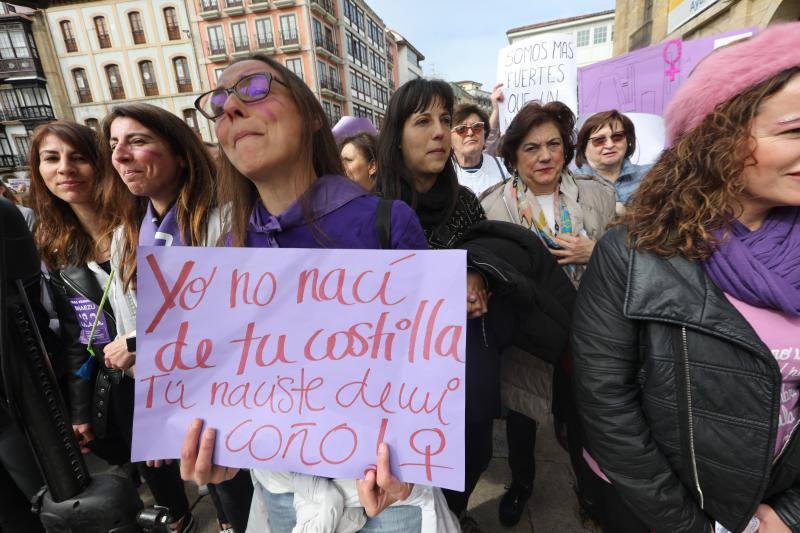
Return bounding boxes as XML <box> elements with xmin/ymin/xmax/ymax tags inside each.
<box><xmin>376</xmin><ymin>197</ymin><xmax>392</xmax><ymax>249</ymax></box>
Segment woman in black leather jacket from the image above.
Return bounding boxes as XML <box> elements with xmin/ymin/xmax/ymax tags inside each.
<box><xmin>572</xmin><ymin>26</ymin><xmax>800</xmax><ymax>533</ymax></box>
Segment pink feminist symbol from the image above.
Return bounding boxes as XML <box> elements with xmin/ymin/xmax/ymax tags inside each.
<box><xmin>662</xmin><ymin>39</ymin><xmax>682</xmax><ymax>82</ymax></box>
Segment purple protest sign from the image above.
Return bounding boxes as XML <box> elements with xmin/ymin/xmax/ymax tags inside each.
<box><xmin>578</xmin><ymin>27</ymin><xmax>756</xmax><ymax>116</ymax></box>
<box><xmin>132</xmin><ymin>246</ymin><xmax>467</xmax><ymax>491</ymax></box>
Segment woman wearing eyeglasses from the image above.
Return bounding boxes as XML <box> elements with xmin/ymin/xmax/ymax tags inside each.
<box><xmin>451</xmin><ymin>103</ymin><xmax>509</xmax><ymax>196</ymax></box>
<box><xmin>480</xmin><ymin>101</ymin><xmax>615</xmax><ymax>527</ymax></box>
<box><xmin>574</xmin><ymin>110</ymin><xmax>651</xmax><ymax>214</ymax></box>
<box><xmin>180</xmin><ymin>56</ymin><xmax>459</xmax><ymax>533</ymax></box>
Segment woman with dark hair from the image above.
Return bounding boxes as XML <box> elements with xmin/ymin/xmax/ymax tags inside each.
<box><xmin>339</xmin><ymin>131</ymin><xmax>378</xmax><ymax>190</ymax></box>
<box><xmin>573</xmin><ymin>25</ymin><xmax>800</xmax><ymax>533</ymax></box>
<box><xmin>479</xmin><ymin>101</ymin><xmax>615</xmax><ymax>527</ymax></box>
<box><xmin>0</xmin><ymin>180</ymin><xmax>34</xmax><ymax>228</ymax></box>
<box><xmin>374</xmin><ymin>79</ymin><xmax>575</xmax><ymax>533</ymax></box>
<box><xmin>574</xmin><ymin>110</ymin><xmax>650</xmax><ymax>213</ymax></box>
<box><xmin>179</xmin><ymin>54</ymin><xmax>459</xmax><ymax>533</ymax></box>
<box><xmin>99</xmin><ymin>103</ymin><xmax>228</xmax><ymax>532</ymax></box>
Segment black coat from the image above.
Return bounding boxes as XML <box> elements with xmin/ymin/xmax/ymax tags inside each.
<box><xmin>49</xmin><ymin>265</ymin><xmax>122</xmax><ymax>438</ymax></box>
<box><xmin>572</xmin><ymin>226</ymin><xmax>800</xmax><ymax>533</ymax></box>
<box><xmin>456</xmin><ymin>220</ymin><xmax>575</xmax><ymax>422</ymax></box>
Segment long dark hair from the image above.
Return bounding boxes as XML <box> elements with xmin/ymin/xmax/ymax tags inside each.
<box><xmin>374</xmin><ymin>78</ymin><xmax>458</xmax><ymax>216</ymax></box>
<box><xmin>217</xmin><ymin>53</ymin><xmax>344</xmax><ymax>246</ymax></box>
<box><xmin>29</xmin><ymin>121</ymin><xmax>115</xmax><ymax>269</ymax></box>
<box><xmin>100</xmin><ymin>103</ymin><xmax>217</xmax><ymax>291</ymax></box>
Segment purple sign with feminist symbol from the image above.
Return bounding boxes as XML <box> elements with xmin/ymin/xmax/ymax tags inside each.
<box><xmin>132</xmin><ymin>246</ymin><xmax>467</xmax><ymax>491</ymax></box>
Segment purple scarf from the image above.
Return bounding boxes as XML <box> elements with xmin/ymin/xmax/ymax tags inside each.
<box><xmin>704</xmin><ymin>207</ymin><xmax>800</xmax><ymax>316</ymax></box>
<box><xmin>139</xmin><ymin>202</ymin><xmax>185</xmax><ymax>247</ymax></box>
<box><xmin>245</xmin><ymin>174</ymin><xmax>367</xmax><ymax>248</ymax></box>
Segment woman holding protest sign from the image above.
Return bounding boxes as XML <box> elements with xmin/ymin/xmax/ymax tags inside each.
<box><xmin>99</xmin><ymin>104</ymin><xmax>243</xmax><ymax>533</ymax></box>
<box><xmin>572</xmin><ymin>25</ymin><xmax>800</xmax><ymax>533</ymax></box>
<box><xmin>374</xmin><ymin>78</ymin><xmax>576</xmax><ymax>533</ymax></box>
<box><xmin>180</xmin><ymin>54</ymin><xmax>459</xmax><ymax>533</ymax></box>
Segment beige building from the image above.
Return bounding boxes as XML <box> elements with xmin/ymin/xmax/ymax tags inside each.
<box><xmin>615</xmin><ymin>0</ymin><xmax>800</xmax><ymax>54</ymax></box>
<box><xmin>507</xmin><ymin>10</ymin><xmax>615</xmax><ymax>67</ymax></box>
<box><xmin>450</xmin><ymin>80</ymin><xmax>490</xmax><ymax>114</ymax></box>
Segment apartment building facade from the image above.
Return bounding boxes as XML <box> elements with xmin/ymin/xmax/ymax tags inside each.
<box><xmin>192</xmin><ymin>0</ymin><xmax>347</xmax><ymax>128</ymax></box>
<box><xmin>0</xmin><ymin>4</ymin><xmax>67</xmax><ymax>178</ymax></box>
<box><xmin>43</xmin><ymin>0</ymin><xmax>211</xmax><ymax>140</ymax></box>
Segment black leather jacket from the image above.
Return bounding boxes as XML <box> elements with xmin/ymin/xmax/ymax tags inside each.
<box><xmin>572</xmin><ymin>226</ymin><xmax>800</xmax><ymax>533</ymax></box>
<box><xmin>49</xmin><ymin>264</ymin><xmax>120</xmax><ymax>436</ymax></box>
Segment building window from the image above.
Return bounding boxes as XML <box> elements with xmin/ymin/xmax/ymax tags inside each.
<box><xmin>0</xmin><ymin>28</ymin><xmax>31</xmax><ymax>59</ymax></box>
<box><xmin>60</xmin><ymin>20</ymin><xmax>78</xmax><ymax>52</ymax></box>
<box><xmin>255</xmin><ymin>18</ymin><xmax>273</xmax><ymax>48</ymax></box>
<box><xmin>173</xmin><ymin>57</ymin><xmax>192</xmax><ymax>93</ymax></box>
<box><xmin>105</xmin><ymin>64</ymin><xmax>125</xmax><ymax>100</ymax></box>
<box><xmin>285</xmin><ymin>58</ymin><xmax>303</xmax><ymax>80</ymax></box>
<box><xmin>183</xmin><ymin>109</ymin><xmax>200</xmax><ymax>135</ymax></box>
<box><xmin>13</xmin><ymin>136</ymin><xmax>30</xmax><ymax>165</ymax></box>
<box><xmin>94</xmin><ymin>16</ymin><xmax>111</xmax><ymax>48</ymax></box>
<box><xmin>279</xmin><ymin>14</ymin><xmax>298</xmax><ymax>45</ymax></box>
<box><xmin>332</xmin><ymin>104</ymin><xmax>342</xmax><ymax>124</ymax></box>
<box><xmin>72</xmin><ymin>68</ymin><xmax>92</xmax><ymax>103</ymax></box>
<box><xmin>164</xmin><ymin>7</ymin><xmax>181</xmax><ymax>41</ymax></box>
<box><xmin>322</xmin><ymin>100</ymin><xmax>332</xmax><ymax>124</ymax></box>
<box><xmin>201</xmin><ymin>0</ymin><xmax>218</xmax><ymax>11</ymax></box>
<box><xmin>576</xmin><ymin>29</ymin><xmax>589</xmax><ymax>47</ymax></box>
<box><xmin>85</xmin><ymin>118</ymin><xmax>99</xmax><ymax>131</ymax></box>
<box><xmin>138</xmin><ymin>60</ymin><xmax>158</xmax><ymax>96</ymax></box>
<box><xmin>10</xmin><ymin>84</ymin><xmax>53</xmax><ymax>120</ymax></box>
<box><xmin>214</xmin><ymin>67</ymin><xmax>225</xmax><ymax>82</ymax></box>
<box><xmin>207</xmin><ymin>26</ymin><xmax>225</xmax><ymax>54</ymax></box>
<box><xmin>129</xmin><ymin>12</ymin><xmax>146</xmax><ymax>44</ymax></box>
<box><xmin>231</xmin><ymin>21</ymin><xmax>249</xmax><ymax>52</ymax></box>
<box><xmin>593</xmin><ymin>26</ymin><xmax>607</xmax><ymax>44</ymax></box>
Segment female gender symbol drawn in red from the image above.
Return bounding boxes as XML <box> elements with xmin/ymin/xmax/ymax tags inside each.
<box><xmin>662</xmin><ymin>39</ymin><xmax>682</xmax><ymax>82</ymax></box>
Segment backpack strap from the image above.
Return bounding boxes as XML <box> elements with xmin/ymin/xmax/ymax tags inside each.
<box><xmin>376</xmin><ymin>197</ymin><xmax>392</xmax><ymax>249</ymax></box>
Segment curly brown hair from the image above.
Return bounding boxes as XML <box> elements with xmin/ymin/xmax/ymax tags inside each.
<box><xmin>624</xmin><ymin>67</ymin><xmax>800</xmax><ymax>260</ymax></box>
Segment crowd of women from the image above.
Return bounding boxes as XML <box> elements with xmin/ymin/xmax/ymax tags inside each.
<box><xmin>1</xmin><ymin>21</ymin><xmax>799</xmax><ymax>533</ymax></box>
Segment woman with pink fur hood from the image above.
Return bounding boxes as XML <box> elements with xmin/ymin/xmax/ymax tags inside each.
<box><xmin>570</xmin><ymin>23</ymin><xmax>800</xmax><ymax>533</ymax></box>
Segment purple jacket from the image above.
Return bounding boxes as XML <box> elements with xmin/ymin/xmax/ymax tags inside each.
<box><xmin>244</xmin><ymin>174</ymin><xmax>427</xmax><ymax>251</ymax></box>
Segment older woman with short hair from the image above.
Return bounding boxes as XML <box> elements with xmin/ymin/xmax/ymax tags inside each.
<box><xmin>451</xmin><ymin>103</ymin><xmax>508</xmax><ymax>196</ymax></box>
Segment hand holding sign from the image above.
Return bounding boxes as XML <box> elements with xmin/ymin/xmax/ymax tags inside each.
<box><xmin>180</xmin><ymin>418</ymin><xmax>239</xmax><ymax>485</ymax></box>
<box><xmin>357</xmin><ymin>442</ymin><xmax>413</xmax><ymax>517</ymax></box>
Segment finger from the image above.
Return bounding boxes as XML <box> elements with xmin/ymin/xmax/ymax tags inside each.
<box><xmin>376</xmin><ymin>442</ymin><xmax>397</xmax><ymax>489</ymax></box>
<box><xmin>180</xmin><ymin>418</ymin><xmax>203</xmax><ymax>481</ymax></box>
<box><xmin>557</xmin><ymin>258</ymin><xmax>573</xmax><ymax>266</ymax></box>
<box><xmin>356</xmin><ymin>470</ymin><xmax>378</xmax><ymax>516</ymax></box>
<box><xmin>194</xmin><ymin>427</ymin><xmax>217</xmax><ymax>484</ymax></box>
<box><xmin>549</xmin><ymin>248</ymin><xmax>571</xmax><ymax>257</ymax></box>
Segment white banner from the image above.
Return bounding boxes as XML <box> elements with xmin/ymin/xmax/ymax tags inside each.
<box><xmin>496</xmin><ymin>33</ymin><xmax>578</xmax><ymax>133</ymax></box>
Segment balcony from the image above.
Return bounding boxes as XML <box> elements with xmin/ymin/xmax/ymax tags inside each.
<box><xmin>629</xmin><ymin>20</ymin><xmax>653</xmax><ymax>51</ymax></box>
<box><xmin>0</xmin><ymin>154</ymin><xmax>27</xmax><ymax>168</ymax></box>
<box><xmin>132</xmin><ymin>29</ymin><xmax>146</xmax><ymax>45</ymax></box>
<box><xmin>273</xmin><ymin>0</ymin><xmax>295</xmax><ymax>7</ymax></box>
<box><xmin>280</xmin><ymin>30</ymin><xmax>300</xmax><ymax>52</ymax></box>
<box><xmin>76</xmin><ymin>88</ymin><xmax>92</xmax><ymax>104</ymax></box>
<box><xmin>231</xmin><ymin>40</ymin><xmax>250</xmax><ymax>58</ymax></box>
<box><xmin>208</xmin><ymin>43</ymin><xmax>228</xmax><ymax>62</ymax></box>
<box><xmin>142</xmin><ymin>82</ymin><xmax>159</xmax><ymax>96</ymax></box>
<box><xmin>177</xmin><ymin>78</ymin><xmax>193</xmax><ymax>93</ymax></box>
<box><xmin>98</xmin><ymin>33</ymin><xmax>111</xmax><ymax>48</ymax></box>
<box><xmin>199</xmin><ymin>1</ymin><xmax>221</xmax><ymax>19</ymax></box>
<box><xmin>319</xmin><ymin>76</ymin><xmax>344</xmax><ymax>100</ymax></box>
<box><xmin>110</xmin><ymin>86</ymin><xmax>126</xmax><ymax>100</ymax></box>
<box><xmin>255</xmin><ymin>34</ymin><xmax>275</xmax><ymax>51</ymax></box>
<box><xmin>314</xmin><ymin>34</ymin><xmax>339</xmax><ymax>60</ymax></box>
<box><xmin>64</xmin><ymin>37</ymin><xmax>78</xmax><ymax>52</ymax></box>
<box><xmin>167</xmin><ymin>25</ymin><xmax>181</xmax><ymax>41</ymax></box>
<box><xmin>223</xmin><ymin>0</ymin><xmax>245</xmax><ymax>15</ymax></box>
<box><xmin>0</xmin><ymin>105</ymin><xmax>55</xmax><ymax>122</ymax></box>
<box><xmin>249</xmin><ymin>0</ymin><xmax>270</xmax><ymax>11</ymax></box>
<box><xmin>310</xmin><ymin>0</ymin><xmax>336</xmax><ymax>24</ymax></box>
<box><xmin>0</xmin><ymin>56</ymin><xmax>39</xmax><ymax>77</ymax></box>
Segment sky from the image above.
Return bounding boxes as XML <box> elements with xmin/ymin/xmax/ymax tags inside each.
<box><xmin>368</xmin><ymin>0</ymin><xmax>614</xmax><ymax>90</ymax></box>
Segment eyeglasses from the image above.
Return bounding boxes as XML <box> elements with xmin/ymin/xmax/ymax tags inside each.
<box><xmin>589</xmin><ymin>131</ymin><xmax>626</xmax><ymax>147</ymax></box>
<box><xmin>194</xmin><ymin>72</ymin><xmax>288</xmax><ymax>120</ymax></box>
<box><xmin>452</xmin><ymin>122</ymin><xmax>485</xmax><ymax>137</ymax></box>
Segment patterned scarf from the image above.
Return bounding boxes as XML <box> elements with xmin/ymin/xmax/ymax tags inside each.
<box><xmin>504</xmin><ymin>176</ymin><xmax>584</xmax><ymax>286</ymax></box>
